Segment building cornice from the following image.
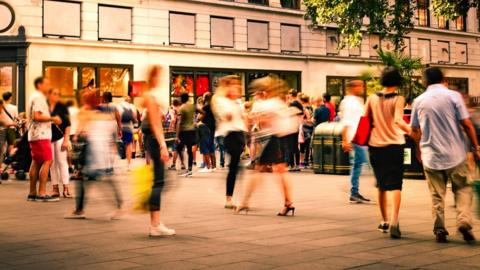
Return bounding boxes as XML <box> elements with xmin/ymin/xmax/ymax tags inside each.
<box><xmin>27</xmin><ymin>37</ymin><xmax>480</xmax><ymax>71</ymax></box>
<box><xmin>182</xmin><ymin>0</ymin><xmax>305</xmax><ymax>17</ymax></box>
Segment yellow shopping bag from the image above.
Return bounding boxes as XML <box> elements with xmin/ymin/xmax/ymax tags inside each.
<box><xmin>131</xmin><ymin>165</ymin><xmax>153</xmax><ymax>212</ymax></box>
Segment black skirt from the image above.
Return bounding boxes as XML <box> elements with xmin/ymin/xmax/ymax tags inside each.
<box><xmin>369</xmin><ymin>144</ymin><xmax>405</xmax><ymax>191</ymax></box>
<box><xmin>258</xmin><ymin>136</ymin><xmax>285</xmax><ymax>165</ymax></box>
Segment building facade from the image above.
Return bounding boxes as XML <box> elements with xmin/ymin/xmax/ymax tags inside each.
<box><xmin>0</xmin><ymin>0</ymin><xmax>480</xmax><ymax>110</ymax></box>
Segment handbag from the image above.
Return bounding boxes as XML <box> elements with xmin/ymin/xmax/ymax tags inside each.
<box><xmin>352</xmin><ymin>116</ymin><xmax>372</xmax><ymax>146</ymax></box>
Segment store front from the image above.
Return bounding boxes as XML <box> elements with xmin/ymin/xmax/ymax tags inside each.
<box><xmin>42</xmin><ymin>62</ymin><xmax>133</xmax><ymax>102</ymax></box>
<box><xmin>170</xmin><ymin>67</ymin><xmax>301</xmax><ymax>103</ymax></box>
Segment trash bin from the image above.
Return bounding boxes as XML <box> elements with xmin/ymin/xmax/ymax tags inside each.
<box><xmin>312</xmin><ymin>122</ymin><xmax>350</xmax><ymax>175</ymax></box>
<box><xmin>403</xmin><ymin>136</ymin><xmax>425</xmax><ymax>179</ymax></box>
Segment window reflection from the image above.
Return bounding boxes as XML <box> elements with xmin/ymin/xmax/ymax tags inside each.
<box><xmin>0</xmin><ymin>65</ymin><xmax>13</xmax><ymax>94</ymax></box>
<box><xmin>171</xmin><ymin>72</ymin><xmax>194</xmax><ymax>97</ymax></box>
<box><xmin>417</xmin><ymin>0</ymin><xmax>429</xmax><ymax>27</ymax></box>
<box><xmin>456</xmin><ymin>16</ymin><xmax>466</xmax><ymax>31</ymax></box>
<box><xmin>99</xmin><ymin>68</ymin><xmax>130</xmax><ymax>97</ymax></box>
<box><xmin>45</xmin><ymin>66</ymin><xmax>77</xmax><ymax>97</ymax></box>
<box><xmin>82</xmin><ymin>67</ymin><xmax>95</xmax><ymax>89</ymax></box>
<box><xmin>438</xmin><ymin>16</ymin><xmax>449</xmax><ymax>29</ymax></box>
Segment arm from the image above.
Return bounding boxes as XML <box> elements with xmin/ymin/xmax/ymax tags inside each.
<box><xmin>33</xmin><ymin>111</ymin><xmax>56</xmax><ymax>122</ymax></box>
<box><xmin>394</xmin><ymin>97</ymin><xmax>411</xmax><ymax>135</ymax></box>
<box><xmin>461</xmin><ymin>118</ymin><xmax>480</xmax><ymax>158</ymax></box>
<box><xmin>145</xmin><ymin>97</ymin><xmax>169</xmax><ymax>162</ymax></box>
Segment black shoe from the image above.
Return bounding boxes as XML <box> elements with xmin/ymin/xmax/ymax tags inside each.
<box><xmin>435</xmin><ymin>229</ymin><xmax>449</xmax><ymax>243</ymax></box>
<box><xmin>378</xmin><ymin>222</ymin><xmax>389</xmax><ymax>233</ymax></box>
<box><xmin>459</xmin><ymin>225</ymin><xmax>476</xmax><ymax>244</ymax></box>
<box><xmin>390</xmin><ymin>223</ymin><xmax>401</xmax><ymax>239</ymax></box>
<box><xmin>357</xmin><ymin>194</ymin><xmax>371</xmax><ymax>202</ymax></box>
<box><xmin>36</xmin><ymin>195</ymin><xmax>60</xmax><ymax>202</ymax></box>
<box><xmin>27</xmin><ymin>194</ymin><xmax>37</xmax><ymax>201</ymax></box>
<box><xmin>168</xmin><ymin>164</ymin><xmax>176</xmax><ymax>171</ymax></box>
<box><xmin>349</xmin><ymin>194</ymin><xmax>364</xmax><ymax>204</ymax></box>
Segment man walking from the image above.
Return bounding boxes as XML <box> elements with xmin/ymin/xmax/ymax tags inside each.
<box><xmin>341</xmin><ymin>80</ymin><xmax>370</xmax><ymax>203</ymax></box>
<box><xmin>28</xmin><ymin>77</ymin><xmax>62</xmax><ymax>202</ymax></box>
<box><xmin>411</xmin><ymin>67</ymin><xmax>478</xmax><ymax>244</ymax></box>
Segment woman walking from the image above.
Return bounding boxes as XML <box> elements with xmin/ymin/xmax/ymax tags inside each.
<box><xmin>365</xmin><ymin>67</ymin><xmax>411</xmax><ymax>238</ymax></box>
<box><xmin>48</xmin><ymin>89</ymin><xmax>72</xmax><ymax>198</ymax></box>
<box><xmin>176</xmin><ymin>92</ymin><xmax>196</xmax><ymax>177</ymax></box>
<box><xmin>212</xmin><ymin>75</ymin><xmax>247</xmax><ymax>208</ymax></box>
<box><xmin>142</xmin><ymin>66</ymin><xmax>175</xmax><ymax>237</ymax></box>
<box><xmin>236</xmin><ymin>75</ymin><xmax>296</xmax><ymax>216</ymax></box>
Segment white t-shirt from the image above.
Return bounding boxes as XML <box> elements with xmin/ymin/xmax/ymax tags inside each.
<box><xmin>213</xmin><ymin>96</ymin><xmax>247</xmax><ymax>137</ymax></box>
<box><xmin>251</xmin><ymin>97</ymin><xmax>299</xmax><ymax>137</ymax></box>
<box><xmin>0</xmin><ymin>103</ymin><xmax>18</xmax><ymax>127</ymax></box>
<box><xmin>28</xmin><ymin>90</ymin><xmax>51</xmax><ymax>142</ymax></box>
<box><xmin>68</xmin><ymin>106</ymin><xmax>79</xmax><ymax>135</ymax></box>
<box><xmin>339</xmin><ymin>95</ymin><xmax>364</xmax><ymax>142</ymax></box>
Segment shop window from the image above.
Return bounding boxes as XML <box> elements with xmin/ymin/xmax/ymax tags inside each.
<box><xmin>280</xmin><ymin>0</ymin><xmax>300</xmax><ymax>9</ymax></box>
<box><xmin>437</xmin><ymin>41</ymin><xmax>450</xmax><ymax>63</ymax></box>
<box><xmin>281</xmin><ymin>24</ymin><xmax>300</xmax><ymax>52</ymax></box>
<box><xmin>455</xmin><ymin>16</ymin><xmax>466</xmax><ymax>31</ymax></box>
<box><xmin>326</xmin><ymin>30</ymin><xmax>339</xmax><ymax>55</ymax></box>
<box><xmin>43</xmin><ymin>0</ymin><xmax>81</xmax><ymax>37</ymax></box>
<box><xmin>417</xmin><ymin>0</ymin><xmax>429</xmax><ymax>27</ymax></box>
<box><xmin>0</xmin><ymin>65</ymin><xmax>15</xmax><ymax>100</ymax></box>
<box><xmin>170</xmin><ymin>12</ymin><xmax>196</xmax><ymax>45</ymax></box>
<box><xmin>455</xmin><ymin>43</ymin><xmax>468</xmax><ymax>64</ymax></box>
<box><xmin>248</xmin><ymin>0</ymin><xmax>268</xmax><ymax>5</ymax></box>
<box><xmin>82</xmin><ymin>67</ymin><xmax>96</xmax><ymax>89</ymax></box>
<box><xmin>44</xmin><ymin>66</ymin><xmax>78</xmax><ymax>97</ymax></box>
<box><xmin>447</xmin><ymin>78</ymin><xmax>468</xmax><ymax>94</ymax></box>
<box><xmin>211</xmin><ymin>17</ymin><xmax>234</xmax><ymax>48</ymax></box>
<box><xmin>196</xmin><ymin>73</ymin><xmax>210</xmax><ymax>97</ymax></box>
<box><xmin>437</xmin><ymin>16</ymin><xmax>449</xmax><ymax>29</ymax></box>
<box><xmin>418</xmin><ymin>39</ymin><xmax>431</xmax><ymax>63</ymax></box>
<box><xmin>247</xmin><ymin>21</ymin><xmax>269</xmax><ymax>50</ymax></box>
<box><xmin>99</xmin><ymin>68</ymin><xmax>130</xmax><ymax>97</ymax></box>
<box><xmin>369</xmin><ymin>34</ymin><xmax>380</xmax><ymax>58</ymax></box>
<box><xmin>98</xmin><ymin>5</ymin><xmax>132</xmax><ymax>41</ymax></box>
<box><xmin>171</xmin><ymin>72</ymin><xmax>194</xmax><ymax>98</ymax></box>
<box><xmin>280</xmin><ymin>73</ymin><xmax>300</xmax><ymax>91</ymax></box>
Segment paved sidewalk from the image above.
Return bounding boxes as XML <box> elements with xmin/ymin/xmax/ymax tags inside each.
<box><xmin>0</xmin><ymin>160</ymin><xmax>479</xmax><ymax>270</ymax></box>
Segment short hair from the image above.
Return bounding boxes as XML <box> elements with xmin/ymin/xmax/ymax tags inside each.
<box><xmin>34</xmin><ymin>77</ymin><xmax>45</xmax><ymax>89</ymax></box>
<box><xmin>180</xmin><ymin>92</ymin><xmax>189</xmax><ymax>103</ymax></box>
<box><xmin>103</xmin><ymin>91</ymin><xmax>113</xmax><ymax>103</ymax></box>
<box><xmin>322</xmin><ymin>93</ymin><xmax>331</xmax><ymax>102</ymax></box>
<box><xmin>172</xmin><ymin>99</ymin><xmax>181</xmax><ymax>107</ymax></box>
<box><xmin>300</xmin><ymin>94</ymin><xmax>310</xmax><ymax>103</ymax></box>
<box><xmin>65</xmin><ymin>100</ymin><xmax>75</xmax><ymax>107</ymax></box>
<box><xmin>289</xmin><ymin>89</ymin><xmax>298</xmax><ymax>98</ymax></box>
<box><xmin>424</xmin><ymin>67</ymin><xmax>444</xmax><ymax>86</ymax></box>
<box><xmin>380</xmin><ymin>67</ymin><xmax>403</xmax><ymax>87</ymax></box>
<box><xmin>2</xmin><ymin>91</ymin><xmax>12</xmax><ymax>101</ymax></box>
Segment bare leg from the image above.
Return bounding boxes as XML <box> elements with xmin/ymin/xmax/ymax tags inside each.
<box><xmin>378</xmin><ymin>190</ymin><xmax>388</xmax><ymax>222</ymax></box>
<box><xmin>274</xmin><ymin>163</ymin><xmax>293</xmax><ymax>206</ymax></box>
<box><xmin>150</xmin><ymin>211</ymin><xmax>160</xmax><ymax>227</ymax></box>
<box><xmin>390</xmin><ymin>190</ymin><xmax>402</xmax><ymax>225</ymax></box>
<box><xmin>239</xmin><ymin>169</ymin><xmax>262</xmax><ymax>207</ymax></box>
<box><xmin>126</xmin><ymin>143</ymin><xmax>132</xmax><ymax>167</ymax></box>
<box><xmin>29</xmin><ymin>161</ymin><xmax>40</xmax><ymax>195</ymax></box>
<box><xmin>38</xmin><ymin>160</ymin><xmax>53</xmax><ymax>196</ymax></box>
<box><xmin>210</xmin><ymin>153</ymin><xmax>216</xmax><ymax>169</ymax></box>
<box><xmin>203</xmin><ymin>154</ymin><xmax>210</xmax><ymax>169</ymax></box>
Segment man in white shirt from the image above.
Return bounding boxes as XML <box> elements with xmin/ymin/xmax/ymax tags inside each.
<box><xmin>27</xmin><ymin>77</ymin><xmax>62</xmax><ymax>202</ymax></box>
<box><xmin>1</xmin><ymin>91</ymin><xmax>18</xmax><ymax>156</ymax></box>
<box><xmin>340</xmin><ymin>80</ymin><xmax>370</xmax><ymax>203</ymax></box>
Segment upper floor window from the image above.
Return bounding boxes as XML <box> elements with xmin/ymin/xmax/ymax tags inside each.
<box><xmin>281</xmin><ymin>24</ymin><xmax>300</xmax><ymax>52</ymax></box>
<box><xmin>248</xmin><ymin>0</ymin><xmax>268</xmax><ymax>5</ymax></box>
<box><xmin>455</xmin><ymin>16</ymin><xmax>466</xmax><ymax>31</ymax></box>
<box><xmin>247</xmin><ymin>20</ymin><xmax>269</xmax><ymax>50</ymax></box>
<box><xmin>211</xmin><ymin>17</ymin><xmax>234</xmax><ymax>48</ymax></box>
<box><xmin>280</xmin><ymin>0</ymin><xmax>300</xmax><ymax>9</ymax></box>
<box><xmin>456</xmin><ymin>43</ymin><xmax>468</xmax><ymax>64</ymax></box>
<box><xmin>326</xmin><ymin>29</ymin><xmax>339</xmax><ymax>55</ymax></box>
<box><xmin>98</xmin><ymin>5</ymin><xmax>132</xmax><ymax>41</ymax></box>
<box><xmin>418</xmin><ymin>39</ymin><xmax>431</xmax><ymax>63</ymax></box>
<box><xmin>417</xmin><ymin>0</ymin><xmax>430</xmax><ymax>27</ymax></box>
<box><xmin>437</xmin><ymin>16</ymin><xmax>449</xmax><ymax>29</ymax></box>
<box><xmin>169</xmin><ymin>12</ymin><xmax>196</xmax><ymax>45</ymax></box>
<box><xmin>43</xmin><ymin>0</ymin><xmax>81</xmax><ymax>37</ymax></box>
<box><xmin>437</xmin><ymin>41</ymin><xmax>450</xmax><ymax>63</ymax></box>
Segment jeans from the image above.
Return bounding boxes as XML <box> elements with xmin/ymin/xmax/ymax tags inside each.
<box><xmin>224</xmin><ymin>132</ymin><xmax>245</xmax><ymax>197</ymax></box>
<box><xmin>215</xmin><ymin>136</ymin><xmax>225</xmax><ymax>167</ymax></box>
<box><xmin>145</xmin><ymin>133</ymin><xmax>165</xmax><ymax>212</ymax></box>
<box><xmin>350</xmin><ymin>144</ymin><xmax>367</xmax><ymax>196</ymax></box>
<box><xmin>75</xmin><ymin>176</ymin><xmax>122</xmax><ymax>212</ymax></box>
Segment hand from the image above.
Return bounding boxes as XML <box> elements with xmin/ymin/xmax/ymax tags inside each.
<box><xmin>117</xmin><ymin>131</ymin><xmax>122</xmax><ymax>139</ymax></box>
<box><xmin>175</xmin><ymin>137</ymin><xmax>180</xmax><ymax>144</ymax></box>
<box><xmin>342</xmin><ymin>141</ymin><xmax>353</xmax><ymax>152</ymax></box>
<box><xmin>160</xmin><ymin>146</ymin><xmax>169</xmax><ymax>162</ymax></box>
<box><xmin>61</xmin><ymin>140</ymin><xmax>69</xmax><ymax>152</ymax></box>
<box><xmin>52</xmin><ymin>116</ymin><xmax>62</xmax><ymax>125</ymax></box>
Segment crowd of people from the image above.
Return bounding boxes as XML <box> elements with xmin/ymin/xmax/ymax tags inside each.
<box><xmin>0</xmin><ymin>64</ymin><xmax>477</xmax><ymax>243</ymax></box>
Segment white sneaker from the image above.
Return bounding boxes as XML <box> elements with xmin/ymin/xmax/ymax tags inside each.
<box><xmin>198</xmin><ymin>168</ymin><xmax>212</xmax><ymax>173</ymax></box>
<box><xmin>149</xmin><ymin>223</ymin><xmax>176</xmax><ymax>237</ymax></box>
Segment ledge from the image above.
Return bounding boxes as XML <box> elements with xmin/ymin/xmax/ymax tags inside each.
<box><xmin>182</xmin><ymin>0</ymin><xmax>304</xmax><ymax>17</ymax></box>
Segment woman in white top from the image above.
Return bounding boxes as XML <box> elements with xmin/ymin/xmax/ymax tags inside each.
<box><xmin>212</xmin><ymin>75</ymin><xmax>248</xmax><ymax>208</ymax></box>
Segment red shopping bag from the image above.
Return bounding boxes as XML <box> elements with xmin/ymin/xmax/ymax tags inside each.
<box><xmin>352</xmin><ymin>116</ymin><xmax>372</xmax><ymax>146</ymax></box>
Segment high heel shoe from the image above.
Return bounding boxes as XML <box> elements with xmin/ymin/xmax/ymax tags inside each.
<box><xmin>235</xmin><ymin>205</ymin><xmax>249</xmax><ymax>215</ymax></box>
<box><xmin>277</xmin><ymin>204</ymin><xmax>295</xmax><ymax>216</ymax></box>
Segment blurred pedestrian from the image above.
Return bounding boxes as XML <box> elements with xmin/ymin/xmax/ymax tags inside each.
<box><xmin>176</xmin><ymin>93</ymin><xmax>196</xmax><ymax>177</ymax></box>
<box><xmin>213</xmin><ymin>75</ymin><xmax>247</xmax><ymax>208</ymax></box>
<box><xmin>117</xmin><ymin>96</ymin><xmax>138</xmax><ymax>170</ymax></box>
<box><xmin>411</xmin><ymin>67</ymin><xmax>478</xmax><ymax>244</ymax></box>
<box><xmin>340</xmin><ymin>80</ymin><xmax>370</xmax><ymax>204</ymax></box>
<box><xmin>236</xmin><ymin>75</ymin><xmax>296</xmax><ymax>216</ymax></box>
<box><xmin>27</xmin><ymin>77</ymin><xmax>62</xmax><ymax>202</ymax></box>
<box><xmin>314</xmin><ymin>97</ymin><xmax>330</xmax><ymax>126</ymax></box>
<box><xmin>365</xmin><ymin>68</ymin><xmax>411</xmax><ymax>239</ymax></box>
<box><xmin>323</xmin><ymin>93</ymin><xmax>336</xmax><ymax>122</ymax></box>
<box><xmin>48</xmin><ymin>89</ymin><xmax>71</xmax><ymax>199</ymax></box>
<box><xmin>198</xmin><ymin>92</ymin><xmax>216</xmax><ymax>172</ymax></box>
<box><xmin>287</xmin><ymin>90</ymin><xmax>303</xmax><ymax>171</ymax></box>
<box><xmin>1</xmin><ymin>91</ymin><xmax>18</xmax><ymax>157</ymax></box>
<box><xmin>167</xmin><ymin>99</ymin><xmax>184</xmax><ymax>170</ymax></box>
<box><xmin>141</xmin><ymin>66</ymin><xmax>175</xmax><ymax>237</ymax></box>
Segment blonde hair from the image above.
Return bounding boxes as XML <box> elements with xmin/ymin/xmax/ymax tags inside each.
<box><xmin>249</xmin><ymin>74</ymin><xmax>288</xmax><ymax>98</ymax></box>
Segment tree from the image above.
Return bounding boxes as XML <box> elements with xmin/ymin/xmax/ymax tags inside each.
<box><xmin>303</xmin><ymin>0</ymin><xmax>477</xmax><ymax>51</ymax></box>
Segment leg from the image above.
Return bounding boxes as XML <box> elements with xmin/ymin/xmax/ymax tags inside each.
<box><xmin>38</xmin><ymin>160</ymin><xmax>53</xmax><ymax>196</ymax></box>
<box><xmin>225</xmin><ymin>133</ymin><xmax>244</xmax><ymax>200</ymax></box>
<box><xmin>304</xmin><ymin>139</ymin><xmax>311</xmax><ymax>166</ymax></box>
<box><xmin>390</xmin><ymin>190</ymin><xmax>402</xmax><ymax>225</ymax></box>
<box><xmin>75</xmin><ymin>179</ymin><xmax>87</xmax><ymax>213</ymax></box>
<box><xmin>176</xmin><ymin>140</ymin><xmax>185</xmax><ymax>168</ymax></box>
<box><xmin>378</xmin><ymin>190</ymin><xmax>388</xmax><ymax>222</ymax></box>
<box><xmin>448</xmin><ymin>162</ymin><xmax>474</xmax><ymax>230</ymax></box>
<box><xmin>186</xmin><ymin>144</ymin><xmax>194</xmax><ymax>171</ymax></box>
<box><xmin>126</xmin><ymin>143</ymin><xmax>132</xmax><ymax>166</ymax></box>
<box><xmin>351</xmin><ymin>144</ymin><xmax>367</xmax><ymax>196</ymax></box>
<box><xmin>274</xmin><ymin>163</ymin><xmax>293</xmax><ymax>206</ymax></box>
<box><xmin>210</xmin><ymin>153</ymin><xmax>216</xmax><ymax>169</ymax></box>
<box><xmin>105</xmin><ymin>175</ymin><xmax>123</xmax><ymax>210</ymax></box>
<box><xmin>29</xmin><ymin>160</ymin><xmax>40</xmax><ymax>196</ymax></box>
<box><xmin>424</xmin><ymin>168</ymin><xmax>448</xmax><ymax>233</ymax></box>
<box><xmin>50</xmin><ymin>141</ymin><xmax>60</xmax><ymax>195</ymax></box>
<box><xmin>146</xmin><ymin>135</ymin><xmax>165</xmax><ymax>226</ymax></box>
<box><xmin>216</xmin><ymin>136</ymin><xmax>225</xmax><ymax>167</ymax></box>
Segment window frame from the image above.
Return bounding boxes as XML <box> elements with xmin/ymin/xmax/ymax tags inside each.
<box><xmin>280</xmin><ymin>23</ymin><xmax>301</xmax><ymax>53</ymax></box>
<box><xmin>0</xmin><ymin>63</ymin><xmax>17</xmax><ymax>104</ymax></box>
<box><xmin>247</xmin><ymin>20</ymin><xmax>270</xmax><ymax>51</ymax></box>
<box><xmin>280</xmin><ymin>0</ymin><xmax>301</xmax><ymax>9</ymax></box>
<box><xmin>326</xmin><ymin>29</ymin><xmax>340</xmax><ymax>56</ymax></box>
<box><xmin>210</xmin><ymin>16</ymin><xmax>235</xmax><ymax>49</ymax></box>
<box><xmin>42</xmin><ymin>0</ymin><xmax>81</xmax><ymax>38</ymax></box>
<box><xmin>97</xmin><ymin>4</ymin><xmax>133</xmax><ymax>42</ymax></box>
<box><xmin>456</xmin><ymin>42</ymin><xmax>468</xmax><ymax>64</ymax></box>
<box><xmin>169</xmin><ymin>11</ymin><xmax>197</xmax><ymax>46</ymax></box>
<box><xmin>418</xmin><ymin>38</ymin><xmax>432</xmax><ymax>63</ymax></box>
<box><xmin>437</xmin><ymin>16</ymin><xmax>449</xmax><ymax>29</ymax></box>
<box><xmin>247</xmin><ymin>0</ymin><xmax>269</xmax><ymax>6</ymax></box>
<box><xmin>437</xmin><ymin>40</ymin><xmax>450</xmax><ymax>63</ymax></box>
<box><xmin>417</xmin><ymin>0</ymin><xmax>430</xmax><ymax>27</ymax></box>
<box><xmin>455</xmin><ymin>16</ymin><xmax>467</xmax><ymax>32</ymax></box>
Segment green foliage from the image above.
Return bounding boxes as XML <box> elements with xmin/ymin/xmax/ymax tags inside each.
<box><xmin>432</xmin><ymin>0</ymin><xmax>477</xmax><ymax>20</ymax></box>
